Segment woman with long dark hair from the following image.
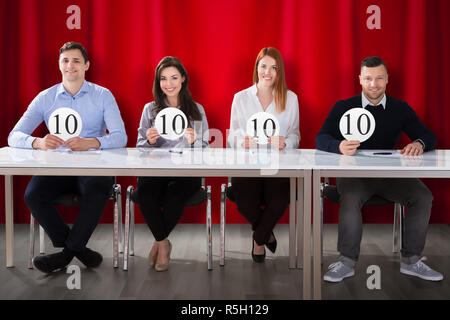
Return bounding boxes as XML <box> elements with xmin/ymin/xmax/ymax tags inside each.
<box><xmin>228</xmin><ymin>47</ymin><xmax>300</xmax><ymax>263</ymax></box>
<box><xmin>136</xmin><ymin>56</ymin><xmax>209</xmax><ymax>271</ymax></box>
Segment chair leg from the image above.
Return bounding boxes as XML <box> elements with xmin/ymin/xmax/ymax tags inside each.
<box><xmin>220</xmin><ymin>184</ymin><xmax>226</xmax><ymax>266</ymax></box>
<box><xmin>320</xmin><ymin>194</ymin><xmax>324</xmax><ymax>259</ymax></box>
<box><xmin>123</xmin><ymin>186</ymin><xmax>134</xmax><ymax>271</ymax></box>
<box><xmin>206</xmin><ymin>186</ymin><xmax>212</xmax><ymax>270</ymax></box>
<box><xmin>112</xmin><ymin>185</ymin><xmax>121</xmax><ymax>268</ymax></box>
<box><xmin>39</xmin><ymin>226</ymin><xmax>45</xmax><ymax>254</ymax></box>
<box><xmin>28</xmin><ymin>214</ymin><xmax>35</xmax><ymax>269</ymax></box>
<box><xmin>115</xmin><ymin>184</ymin><xmax>123</xmax><ymax>254</ymax></box>
<box><xmin>393</xmin><ymin>203</ymin><xmax>400</xmax><ymax>253</ymax></box>
<box><xmin>130</xmin><ymin>193</ymin><xmax>135</xmax><ymax>257</ymax></box>
<box><xmin>400</xmin><ymin>205</ymin><xmax>405</xmax><ymax>252</ymax></box>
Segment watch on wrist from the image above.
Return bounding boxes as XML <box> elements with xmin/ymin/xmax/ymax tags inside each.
<box><xmin>415</xmin><ymin>139</ymin><xmax>425</xmax><ymax>149</ymax></box>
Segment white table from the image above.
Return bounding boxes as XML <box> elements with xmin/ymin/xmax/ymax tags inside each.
<box><xmin>311</xmin><ymin>149</ymin><xmax>450</xmax><ymax>300</ymax></box>
<box><xmin>0</xmin><ymin>147</ymin><xmax>313</xmax><ymax>299</ymax></box>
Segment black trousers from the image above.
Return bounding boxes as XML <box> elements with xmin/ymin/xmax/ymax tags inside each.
<box><xmin>336</xmin><ymin>178</ymin><xmax>433</xmax><ymax>261</ymax></box>
<box><xmin>136</xmin><ymin>177</ymin><xmax>202</xmax><ymax>241</ymax></box>
<box><xmin>24</xmin><ymin>176</ymin><xmax>114</xmax><ymax>252</ymax></box>
<box><xmin>231</xmin><ymin>177</ymin><xmax>290</xmax><ymax>245</ymax></box>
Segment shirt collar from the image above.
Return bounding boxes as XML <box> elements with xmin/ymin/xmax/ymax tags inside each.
<box><xmin>250</xmin><ymin>83</ymin><xmax>275</xmax><ymax>97</ymax></box>
<box><xmin>163</xmin><ymin>98</ymin><xmax>180</xmax><ymax>109</ymax></box>
<box><xmin>56</xmin><ymin>80</ymin><xmax>89</xmax><ymax>97</ymax></box>
<box><xmin>362</xmin><ymin>92</ymin><xmax>386</xmax><ymax>109</ymax></box>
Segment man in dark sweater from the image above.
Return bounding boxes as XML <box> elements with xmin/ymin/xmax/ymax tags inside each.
<box><xmin>316</xmin><ymin>56</ymin><xmax>443</xmax><ymax>282</ymax></box>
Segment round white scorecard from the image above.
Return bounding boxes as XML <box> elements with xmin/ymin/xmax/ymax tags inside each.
<box><xmin>339</xmin><ymin>107</ymin><xmax>376</xmax><ymax>143</ymax></box>
<box><xmin>246</xmin><ymin>112</ymin><xmax>280</xmax><ymax>145</ymax></box>
<box><xmin>48</xmin><ymin>107</ymin><xmax>83</xmax><ymax>141</ymax></box>
<box><xmin>155</xmin><ymin>107</ymin><xmax>188</xmax><ymax>141</ymax></box>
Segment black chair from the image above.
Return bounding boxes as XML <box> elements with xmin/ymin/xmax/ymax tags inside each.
<box><xmin>29</xmin><ymin>180</ymin><xmax>123</xmax><ymax>269</ymax></box>
<box><xmin>320</xmin><ymin>178</ymin><xmax>404</xmax><ymax>255</ymax></box>
<box><xmin>123</xmin><ymin>178</ymin><xmax>212</xmax><ymax>270</ymax></box>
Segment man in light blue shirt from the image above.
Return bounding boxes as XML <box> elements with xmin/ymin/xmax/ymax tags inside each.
<box><xmin>8</xmin><ymin>42</ymin><xmax>127</xmax><ymax>273</ymax></box>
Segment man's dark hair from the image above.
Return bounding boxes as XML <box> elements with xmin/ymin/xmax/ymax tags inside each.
<box><xmin>361</xmin><ymin>56</ymin><xmax>387</xmax><ymax>71</ymax></box>
<box><xmin>60</xmin><ymin>42</ymin><xmax>89</xmax><ymax>63</ymax></box>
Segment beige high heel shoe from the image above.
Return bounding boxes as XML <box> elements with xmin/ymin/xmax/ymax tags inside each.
<box><xmin>148</xmin><ymin>243</ymin><xmax>158</xmax><ymax>268</ymax></box>
<box><xmin>155</xmin><ymin>240</ymin><xmax>172</xmax><ymax>272</ymax></box>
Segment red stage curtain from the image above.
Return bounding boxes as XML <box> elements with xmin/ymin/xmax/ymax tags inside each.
<box><xmin>1</xmin><ymin>0</ymin><xmax>449</xmax><ymax>224</ymax></box>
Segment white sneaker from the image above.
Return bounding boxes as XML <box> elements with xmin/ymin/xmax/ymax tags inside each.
<box><xmin>323</xmin><ymin>261</ymin><xmax>355</xmax><ymax>282</ymax></box>
<box><xmin>400</xmin><ymin>257</ymin><xmax>443</xmax><ymax>281</ymax></box>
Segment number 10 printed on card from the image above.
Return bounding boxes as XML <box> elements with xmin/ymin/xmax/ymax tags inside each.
<box><xmin>339</xmin><ymin>107</ymin><xmax>375</xmax><ymax>142</ymax></box>
<box><xmin>48</xmin><ymin>108</ymin><xmax>83</xmax><ymax>141</ymax></box>
<box><xmin>246</xmin><ymin>112</ymin><xmax>280</xmax><ymax>145</ymax></box>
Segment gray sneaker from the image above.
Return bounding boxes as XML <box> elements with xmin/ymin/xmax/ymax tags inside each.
<box><xmin>323</xmin><ymin>261</ymin><xmax>355</xmax><ymax>282</ymax></box>
<box><xmin>400</xmin><ymin>257</ymin><xmax>443</xmax><ymax>281</ymax></box>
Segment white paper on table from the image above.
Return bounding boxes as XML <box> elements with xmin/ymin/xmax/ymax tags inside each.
<box><xmin>138</xmin><ymin>148</ymin><xmax>185</xmax><ymax>155</ymax></box>
<box><xmin>47</xmin><ymin>147</ymin><xmax>101</xmax><ymax>154</ymax></box>
<box><xmin>358</xmin><ymin>150</ymin><xmax>401</xmax><ymax>158</ymax></box>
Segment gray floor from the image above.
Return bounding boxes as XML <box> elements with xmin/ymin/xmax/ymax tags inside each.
<box><xmin>0</xmin><ymin>223</ymin><xmax>449</xmax><ymax>300</ymax></box>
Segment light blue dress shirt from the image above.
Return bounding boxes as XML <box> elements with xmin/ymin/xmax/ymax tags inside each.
<box><xmin>8</xmin><ymin>80</ymin><xmax>127</xmax><ymax>149</ymax></box>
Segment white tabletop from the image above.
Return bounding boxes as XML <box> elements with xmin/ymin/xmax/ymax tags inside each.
<box><xmin>0</xmin><ymin>147</ymin><xmax>313</xmax><ymax>177</ymax></box>
<box><xmin>310</xmin><ymin>149</ymin><xmax>449</xmax><ymax>171</ymax></box>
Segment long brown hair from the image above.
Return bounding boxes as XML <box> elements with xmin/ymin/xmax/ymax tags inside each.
<box><xmin>152</xmin><ymin>56</ymin><xmax>201</xmax><ymax>123</ymax></box>
<box><xmin>253</xmin><ymin>47</ymin><xmax>288</xmax><ymax>113</ymax></box>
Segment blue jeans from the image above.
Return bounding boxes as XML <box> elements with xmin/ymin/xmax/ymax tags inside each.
<box><xmin>24</xmin><ymin>176</ymin><xmax>113</xmax><ymax>252</ymax></box>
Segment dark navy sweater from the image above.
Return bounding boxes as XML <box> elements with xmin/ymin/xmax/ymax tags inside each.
<box><xmin>315</xmin><ymin>94</ymin><xmax>436</xmax><ymax>154</ymax></box>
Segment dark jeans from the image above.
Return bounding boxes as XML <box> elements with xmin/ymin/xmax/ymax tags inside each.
<box><xmin>336</xmin><ymin>178</ymin><xmax>433</xmax><ymax>261</ymax></box>
<box><xmin>136</xmin><ymin>177</ymin><xmax>202</xmax><ymax>241</ymax></box>
<box><xmin>231</xmin><ymin>177</ymin><xmax>290</xmax><ymax>245</ymax></box>
<box><xmin>24</xmin><ymin>176</ymin><xmax>114</xmax><ymax>252</ymax></box>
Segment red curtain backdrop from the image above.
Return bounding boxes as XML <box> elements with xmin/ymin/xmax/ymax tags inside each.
<box><xmin>1</xmin><ymin>0</ymin><xmax>449</xmax><ymax>224</ymax></box>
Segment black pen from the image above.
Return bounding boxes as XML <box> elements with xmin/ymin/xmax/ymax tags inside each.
<box><xmin>169</xmin><ymin>149</ymin><xmax>183</xmax><ymax>154</ymax></box>
<box><xmin>373</xmin><ymin>152</ymin><xmax>392</xmax><ymax>155</ymax></box>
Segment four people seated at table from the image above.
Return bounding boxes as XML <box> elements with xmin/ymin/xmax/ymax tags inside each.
<box><xmin>228</xmin><ymin>47</ymin><xmax>300</xmax><ymax>263</ymax></box>
<box><xmin>135</xmin><ymin>56</ymin><xmax>209</xmax><ymax>271</ymax></box>
<box><xmin>7</xmin><ymin>42</ymin><xmax>443</xmax><ymax>283</ymax></box>
<box><xmin>7</xmin><ymin>42</ymin><xmax>127</xmax><ymax>273</ymax></box>
<box><xmin>316</xmin><ymin>56</ymin><xmax>443</xmax><ymax>282</ymax></box>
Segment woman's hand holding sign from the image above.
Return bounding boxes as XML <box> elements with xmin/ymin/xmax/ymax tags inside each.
<box><xmin>146</xmin><ymin>127</ymin><xmax>160</xmax><ymax>145</ymax></box>
<box><xmin>184</xmin><ymin>127</ymin><xmax>196</xmax><ymax>145</ymax></box>
<box><xmin>243</xmin><ymin>136</ymin><xmax>258</xmax><ymax>149</ymax></box>
<box><xmin>269</xmin><ymin>136</ymin><xmax>286</xmax><ymax>150</ymax></box>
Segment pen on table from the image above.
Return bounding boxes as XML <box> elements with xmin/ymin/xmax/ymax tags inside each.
<box><xmin>169</xmin><ymin>149</ymin><xmax>183</xmax><ymax>154</ymax></box>
<box><xmin>373</xmin><ymin>152</ymin><xmax>392</xmax><ymax>155</ymax></box>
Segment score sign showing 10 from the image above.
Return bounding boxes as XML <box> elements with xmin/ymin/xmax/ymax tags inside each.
<box><xmin>246</xmin><ymin>112</ymin><xmax>280</xmax><ymax>145</ymax></box>
<box><xmin>155</xmin><ymin>107</ymin><xmax>188</xmax><ymax>141</ymax></box>
<box><xmin>48</xmin><ymin>108</ymin><xmax>83</xmax><ymax>141</ymax></box>
<box><xmin>339</xmin><ymin>107</ymin><xmax>376</xmax><ymax>143</ymax></box>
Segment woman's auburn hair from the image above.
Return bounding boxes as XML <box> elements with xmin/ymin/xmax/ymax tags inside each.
<box><xmin>253</xmin><ymin>47</ymin><xmax>288</xmax><ymax>113</ymax></box>
<box><xmin>152</xmin><ymin>56</ymin><xmax>201</xmax><ymax>123</ymax></box>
